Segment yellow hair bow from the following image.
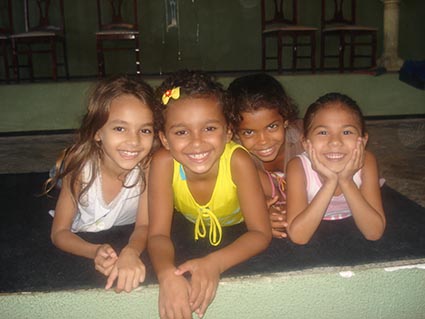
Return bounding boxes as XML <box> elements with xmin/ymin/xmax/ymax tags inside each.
<box><xmin>162</xmin><ymin>87</ymin><xmax>180</xmax><ymax>105</ymax></box>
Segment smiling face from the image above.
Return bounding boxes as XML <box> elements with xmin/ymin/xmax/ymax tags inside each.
<box><xmin>303</xmin><ymin>103</ymin><xmax>367</xmax><ymax>172</ymax></box>
<box><xmin>159</xmin><ymin>97</ymin><xmax>232</xmax><ymax>178</ymax></box>
<box><xmin>95</xmin><ymin>94</ymin><xmax>154</xmax><ymax>176</ymax></box>
<box><xmin>237</xmin><ymin>107</ymin><xmax>287</xmax><ymax>164</ymax></box>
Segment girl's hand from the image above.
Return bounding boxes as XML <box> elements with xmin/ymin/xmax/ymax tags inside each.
<box><xmin>105</xmin><ymin>247</ymin><xmax>146</xmax><ymax>293</ymax></box>
<box><xmin>175</xmin><ymin>257</ymin><xmax>221</xmax><ymax>318</ymax></box>
<box><xmin>159</xmin><ymin>269</ymin><xmax>193</xmax><ymax>319</ymax></box>
<box><xmin>267</xmin><ymin>197</ymin><xmax>288</xmax><ymax>238</ymax></box>
<box><xmin>338</xmin><ymin>137</ymin><xmax>365</xmax><ymax>184</ymax></box>
<box><xmin>94</xmin><ymin>244</ymin><xmax>118</xmax><ymax>276</ymax></box>
<box><xmin>306</xmin><ymin>140</ymin><xmax>337</xmax><ymax>182</ymax></box>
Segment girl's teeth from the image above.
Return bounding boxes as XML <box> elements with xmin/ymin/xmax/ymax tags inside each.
<box><xmin>326</xmin><ymin>153</ymin><xmax>344</xmax><ymax>159</ymax></box>
<box><xmin>190</xmin><ymin>152</ymin><xmax>207</xmax><ymax>159</ymax></box>
<box><xmin>122</xmin><ymin>151</ymin><xmax>138</xmax><ymax>156</ymax></box>
<box><xmin>259</xmin><ymin>148</ymin><xmax>273</xmax><ymax>155</ymax></box>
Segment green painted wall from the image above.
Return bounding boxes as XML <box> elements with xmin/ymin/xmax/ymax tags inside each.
<box><xmin>1</xmin><ymin>264</ymin><xmax>425</xmax><ymax>319</ymax></box>
<box><xmin>1</xmin><ymin>73</ymin><xmax>424</xmax><ymax>133</ymax></box>
<box><xmin>4</xmin><ymin>0</ymin><xmax>425</xmax><ymax>78</ymax></box>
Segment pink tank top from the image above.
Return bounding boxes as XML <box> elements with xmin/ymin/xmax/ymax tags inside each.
<box><xmin>297</xmin><ymin>152</ymin><xmax>362</xmax><ymax>220</ymax></box>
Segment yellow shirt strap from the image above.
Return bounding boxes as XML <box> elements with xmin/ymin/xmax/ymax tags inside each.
<box><xmin>194</xmin><ymin>207</ymin><xmax>223</xmax><ymax>246</ymax></box>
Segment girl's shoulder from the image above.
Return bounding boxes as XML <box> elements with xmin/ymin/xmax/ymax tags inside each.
<box><xmin>229</xmin><ymin>144</ymin><xmax>252</xmax><ymax>164</ymax></box>
<box><xmin>363</xmin><ymin>150</ymin><xmax>378</xmax><ymax>168</ymax></box>
<box><xmin>150</xmin><ymin>147</ymin><xmax>175</xmax><ymax>178</ymax></box>
<box><xmin>362</xmin><ymin>150</ymin><xmax>379</xmax><ymax>174</ymax></box>
<box><xmin>152</xmin><ymin>146</ymin><xmax>173</xmax><ymax>162</ymax></box>
<box><xmin>286</xmin><ymin>155</ymin><xmax>304</xmax><ymax>175</ymax></box>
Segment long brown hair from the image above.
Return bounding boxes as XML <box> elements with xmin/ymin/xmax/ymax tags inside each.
<box><xmin>44</xmin><ymin>75</ymin><xmax>158</xmax><ymax>204</ymax></box>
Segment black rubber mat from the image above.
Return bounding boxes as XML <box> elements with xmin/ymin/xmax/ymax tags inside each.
<box><xmin>1</xmin><ymin>172</ymin><xmax>425</xmax><ymax>292</ymax></box>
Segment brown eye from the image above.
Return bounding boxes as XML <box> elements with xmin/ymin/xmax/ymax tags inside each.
<box><xmin>114</xmin><ymin>127</ymin><xmax>125</xmax><ymax>132</ymax></box>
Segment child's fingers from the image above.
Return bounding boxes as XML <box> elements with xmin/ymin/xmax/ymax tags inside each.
<box><xmin>105</xmin><ymin>246</ymin><xmax>118</xmax><ymax>259</ymax></box>
<box><xmin>196</xmin><ymin>283</ymin><xmax>217</xmax><ymax>318</ymax></box>
<box><xmin>270</xmin><ymin>211</ymin><xmax>286</xmax><ymax>222</ymax></box>
<box><xmin>271</xmin><ymin>219</ymin><xmax>288</xmax><ymax>232</ymax></box>
<box><xmin>102</xmin><ymin>255</ymin><xmax>118</xmax><ymax>269</ymax></box>
<box><xmin>94</xmin><ymin>257</ymin><xmax>114</xmax><ymax>276</ymax></box>
<box><xmin>103</xmin><ymin>263</ymin><xmax>115</xmax><ymax>276</ymax></box>
<box><xmin>309</xmin><ymin>143</ymin><xmax>320</xmax><ymax>169</ymax></box>
<box><xmin>115</xmin><ymin>271</ymin><xmax>126</xmax><ymax>293</ymax></box>
<box><xmin>174</xmin><ymin>261</ymin><xmax>193</xmax><ymax>276</ymax></box>
<box><xmin>272</xmin><ymin>228</ymin><xmax>288</xmax><ymax>239</ymax></box>
<box><xmin>96</xmin><ymin>244</ymin><xmax>116</xmax><ymax>258</ymax></box>
<box><xmin>137</xmin><ymin>268</ymin><xmax>146</xmax><ymax>285</ymax></box>
<box><xmin>189</xmin><ymin>278</ymin><xmax>203</xmax><ymax>311</ymax></box>
<box><xmin>133</xmin><ymin>270</ymin><xmax>142</xmax><ymax>290</ymax></box>
<box><xmin>266</xmin><ymin>196</ymin><xmax>279</xmax><ymax>208</ymax></box>
<box><xmin>358</xmin><ymin>138</ymin><xmax>366</xmax><ymax>167</ymax></box>
<box><xmin>105</xmin><ymin>267</ymin><xmax>118</xmax><ymax>290</ymax></box>
<box><xmin>124</xmin><ymin>268</ymin><xmax>142</xmax><ymax>292</ymax></box>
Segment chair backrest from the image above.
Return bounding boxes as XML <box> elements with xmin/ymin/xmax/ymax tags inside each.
<box><xmin>24</xmin><ymin>0</ymin><xmax>65</xmax><ymax>33</ymax></box>
<box><xmin>261</xmin><ymin>0</ymin><xmax>298</xmax><ymax>29</ymax></box>
<box><xmin>0</xmin><ymin>0</ymin><xmax>13</xmax><ymax>35</ymax></box>
<box><xmin>97</xmin><ymin>0</ymin><xmax>138</xmax><ymax>31</ymax></box>
<box><xmin>321</xmin><ymin>0</ymin><xmax>356</xmax><ymax>28</ymax></box>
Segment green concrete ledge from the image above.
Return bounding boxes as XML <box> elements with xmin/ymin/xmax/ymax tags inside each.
<box><xmin>2</xmin><ymin>261</ymin><xmax>425</xmax><ymax>319</ymax></box>
<box><xmin>1</xmin><ymin>73</ymin><xmax>424</xmax><ymax>133</ymax></box>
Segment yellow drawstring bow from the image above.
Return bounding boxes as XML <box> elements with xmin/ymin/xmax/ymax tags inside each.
<box><xmin>162</xmin><ymin>87</ymin><xmax>180</xmax><ymax>105</ymax></box>
<box><xmin>194</xmin><ymin>207</ymin><xmax>222</xmax><ymax>246</ymax></box>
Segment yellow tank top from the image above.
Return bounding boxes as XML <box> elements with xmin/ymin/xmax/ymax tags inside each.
<box><xmin>172</xmin><ymin>141</ymin><xmax>244</xmax><ymax>246</ymax></box>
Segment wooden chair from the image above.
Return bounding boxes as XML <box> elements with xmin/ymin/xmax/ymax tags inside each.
<box><xmin>320</xmin><ymin>0</ymin><xmax>377</xmax><ymax>73</ymax></box>
<box><xmin>261</xmin><ymin>0</ymin><xmax>317</xmax><ymax>74</ymax></box>
<box><xmin>96</xmin><ymin>0</ymin><xmax>141</xmax><ymax>77</ymax></box>
<box><xmin>0</xmin><ymin>0</ymin><xmax>13</xmax><ymax>83</ymax></box>
<box><xmin>10</xmin><ymin>0</ymin><xmax>69</xmax><ymax>81</ymax></box>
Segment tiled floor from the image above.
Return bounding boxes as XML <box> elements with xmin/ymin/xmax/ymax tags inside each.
<box><xmin>1</xmin><ymin>118</ymin><xmax>424</xmax><ymax>207</ymax></box>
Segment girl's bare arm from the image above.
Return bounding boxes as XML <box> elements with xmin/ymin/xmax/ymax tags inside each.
<box><xmin>51</xmin><ymin>177</ymin><xmax>102</xmax><ymax>259</ymax></box>
<box><xmin>286</xmin><ymin>153</ymin><xmax>337</xmax><ymax>245</ymax></box>
<box><xmin>104</xmin><ymin>168</ymin><xmax>150</xmax><ymax>291</ymax></box>
<box><xmin>147</xmin><ymin>148</ymin><xmax>192</xmax><ymax>319</ymax></box>
<box><xmin>339</xmin><ymin>151</ymin><xmax>386</xmax><ymax>240</ymax></box>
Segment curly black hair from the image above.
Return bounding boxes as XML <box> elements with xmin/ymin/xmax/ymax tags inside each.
<box><xmin>227</xmin><ymin>73</ymin><xmax>298</xmax><ymax>133</ymax></box>
<box><xmin>155</xmin><ymin>69</ymin><xmax>230</xmax><ymax>131</ymax></box>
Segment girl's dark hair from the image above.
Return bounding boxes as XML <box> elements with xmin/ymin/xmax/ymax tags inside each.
<box><xmin>44</xmin><ymin>75</ymin><xmax>159</xmax><ymax>204</ymax></box>
<box><xmin>227</xmin><ymin>73</ymin><xmax>298</xmax><ymax>132</ymax></box>
<box><xmin>155</xmin><ymin>69</ymin><xmax>229</xmax><ymax>131</ymax></box>
<box><xmin>303</xmin><ymin>92</ymin><xmax>366</xmax><ymax>137</ymax></box>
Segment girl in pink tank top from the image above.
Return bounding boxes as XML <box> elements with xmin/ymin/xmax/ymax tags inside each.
<box><xmin>286</xmin><ymin>93</ymin><xmax>386</xmax><ymax>245</ymax></box>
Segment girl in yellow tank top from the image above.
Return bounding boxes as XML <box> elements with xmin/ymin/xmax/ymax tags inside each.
<box><xmin>148</xmin><ymin>70</ymin><xmax>271</xmax><ymax>319</ymax></box>
<box><xmin>173</xmin><ymin>141</ymin><xmax>244</xmax><ymax>246</ymax></box>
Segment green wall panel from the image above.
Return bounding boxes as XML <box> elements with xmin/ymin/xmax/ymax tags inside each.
<box><xmin>4</xmin><ymin>0</ymin><xmax>424</xmax><ymax>78</ymax></box>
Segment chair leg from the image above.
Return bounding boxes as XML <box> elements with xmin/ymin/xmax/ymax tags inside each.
<box><xmin>320</xmin><ymin>33</ymin><xmax>325</xmax><ymax>71</ymax></box>
<box><xmin>261</xmin><ymin>35</ymin><xmax>266</xmax><ymax>71</ymax></box>
<box><xmin>11</xmin><ymin>39</ymin><xmax>20</xmax><ymax>82</ymax></box>
<box><xmin>135</xmin><ymin>38</ymin><xmax>141</xmax><ymax>75</ymax></box>
<box><xmin>277</xmin><ymin>33</ymin><xmax>283</xmax><ymax>74</ymax></box>
<box><xmin>311</xmin><ymin>32</ymin><xmax>316</xmax><ymax>74</ymax></box>
<box><xmin>292</xmin><ymin>35</ymin><xmax>297</xmax><ymax>73</ymax></box>
<box><xmin>371</xmin><ymin>32</ymin><xmax>377</xmax><ymax>69</ymax></box>
<box><xmin>338</xmin><ymin>32</ymin><xmax>345</xmax><ymax>73</ymax></box>
<box><xmin>1</xmin><ymin>41</ymin><xmax>10</xmax><ymax>83</ymax></box>
<box><xmin>28</xmin><ymin>44</ymin><xmax>34</xmax><ymax>82</ymax></box>
<box><xmin>350</xmin><ymin>33</ymin><xmax>355</xmax><ymax>72</ymax></box>
<box><xmin>62</xmin><ymin>39</ymin><xmax>70</xmax><ymax>80</ymax></box>
<box><xmin>51</xmin><ymin>38</ymin><xmax>58</xmax><ymax>81</ymax></box>
<box><xmin>96</xmin><ymin>39</ymin><xmax>105</xmax><ymax>78</ymax></box>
